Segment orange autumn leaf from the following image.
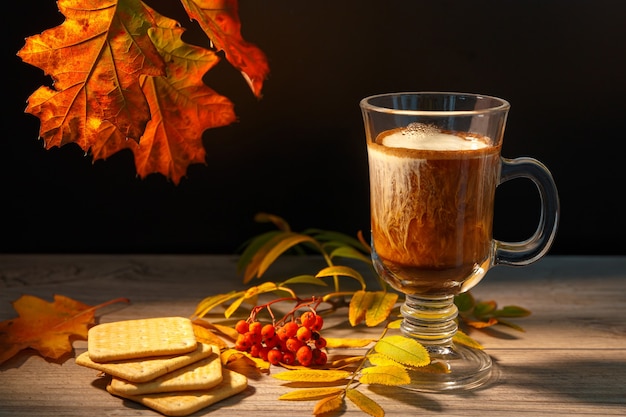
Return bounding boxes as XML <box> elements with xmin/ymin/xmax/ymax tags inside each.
<box><xmin>0</xmin><ymin>294</ymin><xmax>128</xmax><ymax>365</ymax></box>
<box><xmin>18</xmin><ymin>0</ymin><xmax>268</xmax><ymax>184</ymax></box>
<box><xmin>181</xmin><ymin>0</ymin><xmax>269</xmax><ymax>98</ymax></box>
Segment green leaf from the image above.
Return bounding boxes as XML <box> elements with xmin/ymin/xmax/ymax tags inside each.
<box><xmin>359</xmin><ymin>365</ymin><xmax>410</xmax><ymax>386</ymax></box>
<box><xmin>494</xmin><ymin>318</ymin><xmax>526</xmax><ymax>332</ymax></box>
<box><xmin>254</xmin><ymin>212</ymin><xmax>292</xmax><ymax>232</ymax></box>
<box><xmin>473</xmin><ymin>300</ymin><xmax>497</xmax><ymax>317</ymax></box>
<box><xmin>328</xmin><ymin>245</ymin><xmax>372</xmax><ymax>264</ymax></box>
<box><xmin>243</xmin><ymin>232</ymin><xmax>319</xmax><ymax>283</ymax></box>
<box><xmin>346</xmin><ymin>388</ymin><xmax>384</xmax><ymax>417</ymax></box>
<box><xmin>237</xmin><ymin>230</ymin><xmax>282</xmax><ymax>273</ymax></box>
<box><xmin>454</xmin><ymin>292</ymin><xmax>475</xmax><ymax>312</ymax></box>
<box><xmin>304</xmin><ymin>229</ymin><xmax>368</xmax><ymax>251</ymax></box>
<box><xmin>374</xmin><ymin>335</ymin><xmax>430</xmax><ymax>367</ymax></box>
<box><xmin>281</xmin><ymin>275</ymin><xmax>328</xmax><ymax>286</ymax></box>
<box><xmin>493</xmin><ymin>305</ymin><xmax>531</xmax><ymax>318</ymax></box>
<box><xmin>315</xmin><ymin>265</ymin><xmax>366</xmax><ymax>290</ymax></box>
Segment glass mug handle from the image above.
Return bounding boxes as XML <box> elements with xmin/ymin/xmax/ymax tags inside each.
<box><xmin>494</xmin><ymin>157</ymin><xmax>560</xmax><ymax>266</ymax></box>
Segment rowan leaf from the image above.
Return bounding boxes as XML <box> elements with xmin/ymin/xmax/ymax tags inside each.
<box><xmin>281</xmin><ymin>275</ymin><xmax>328</xmax><ymax>286</ymax></box>
<box><xmin>365</xmin><ymin>292</ymin><xmax>398</xmax><ymax>327</ymax></box>
<box><xmin>452</xmin><ymin>330</ymin><xmax>484</xmax><ymax>350</ymax></box>
<box><xmin>193</xmin><ymin>291</ymin><xmax>242</xmax><ymax>318</ymax></box>
<box><xmin>272</xmin><ymin>369</ymin><xmax>352</xmax><ymax>382</ymax></box>
<box><xmin>0</xmin><ymin>295</ymin><xmax>128</xmax><ymax>365</ymax></box>
<box><xmin>313</xmin><ymin>393</ymin><xmax>344</xmax><ymax>416</ymax></box>
<box><xmin>191</xmin><ymin>322</ymin><xmax>228</xmax><ymax>350</ymax></box>
<box><xmin>359</xmin><ymin>365</ymin><xmax>410</xmax><ymax>386</ymax></box>
<box><xmin>465</xmin><ymin>317</ymin><xmax>499</xmax><ymax>329</ymax></box>
<box><xmin>473</xmin><ymin>300</ymin><xmax>497</xmax><ymax>317</ymax></box>
<box><xmin>346</xmin><ymin>388</ymin><xmax>385</xmax><ymax>417</ymax></box>
<box><xmin>243</xmin><ymin>232</ymin><xmax>318</xmax><ymax>283</ymax></box>
<box><xmin>315</xmin><ymin>266</ymin><xmax>366</xmax><ymax>290</ymax></box>
<box><xmin>180</xmin><ymin>0</ymin><xmax>269</xmax><ymax>98</ymax></box>
<box><xmin>367</xmin><ymin>352</ymin><xmax>403</xmax><ymax>367</ymax></box>
<box><xmin>278</xmin><ymin>387</ymin><xmax>344</xmax><ymax>401</ymax></box>
<box><xmin>349</xmin><ymin>290</ymin><xmax>373</xmax><ymax>326</ymax></box>
<box><xmin>493</xmin><ymin>305</ymin><xmax>532</xmax><ymax>318</ymax></box>
<box><xmin>374</xmin><ymin>335</ymin><xmax>430</xmax><ymax>368</ymax></box>
<box><xmin>324</xmin><ymin>337</ymin><xmax>375</xmax><ymax>349</ymax></box>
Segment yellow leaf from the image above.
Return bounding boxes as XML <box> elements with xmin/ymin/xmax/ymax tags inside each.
<box><xmin>221</xmin><ymin>348</ymin><xmax>269</xmax><ymax>371</ymax></box>
<box><xmin>193</xmin><ymin>319</ymin><xmax>239</xmax><ymax>341</ymax></box>
<box><xmin>278</xmin><ymin>387</ymin><xmax>344</xmax><ymax>401</ymax></box>
<box><xmin>244</xmin><ymin>282</ymin><xmax>279</xmax><ymax>299</ymax></box>
<box><xmin>374</xmin><ymin>335</ymin><xmax>430</xmax><ymax>367</ymax></box>
<box><xmin>346</xmin><ymin>388</ymin><xmax>385</xmax><ymax>417</ymax></box>
<box><xmin>193</xmin><ymin>291</ymin><xmax>242</xmax><ymax>318</ymax></box>
<box><xmin>367</xmin><ymin>352</ymin><xmax>403</xmax><ymax>367</ymax></box>
<box><xmin>453</xmin><ymin>330</ymin><xmax>484</xmax><ymax>349</ymax></box>
<box><xmin>244</xmin><ymin>232</ymin><xmax>318</xmax><ymax>283</ymax></box>
<box><xmin>466</xmin><ymin>317</ymin><xmax>498</xmax><ymax>329</ymax></box>
<box><xmin>359</xmin><ymin>365</ymin><xmax>410</xmax><ymax>386</ymax></box>
<box><xmin>325</xmin><ymin>337</ymin><xmax>375</xmax><ymax>349</ymax></box>
<box><xmin>272</xmin><ymin>369</ymin><xmax>352</xmax><ymax>382</ymax></box>
<box><xmin>329</xmin><ymin>355</ymin><xmax>366</xmax><ymax>368</ymax></box>
<box><xmin>224</xmin><ymin>296</ymin><xmax>245</xmax><ymax>318</ymax></box>
<box><xmin>349</xmin><ymin>290</ymin><xmax>373</xmax><ymax>326</ymax></box>
<box><xmin>313</xmin><ymin>394</ymin><xmax>344</xmax><ymax>416</ymax></box>
<box><xmin>315</xmin><ymin>266</ymin><xmax>366</xmax><ymax>290</ymax></box>
<box><xmin>365</xmin><ymin>292</ymin><xmax>398</xmax><ymax>327</ymax></box>
<box><xmin>387</xmin><ymin>319</ymin><xmax>402</xmax><ymax>329</ymax></box>
<box><xmin>191</xmin><ymin>323</ymin><xmax>227</xmax><ymax>350</ymax></box>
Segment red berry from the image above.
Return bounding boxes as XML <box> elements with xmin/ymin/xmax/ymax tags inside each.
<box><xmin>313</xmin><ymin>350</ymin><xmax>327</xmax><ymax>366</ymax></box>
<box><xmin>249</xmin><ymin>321</ymin><xmax>263</xmax><ymax>335</ymax></box>
<box><xmin>264</xmin><ymin>334</ymin><xmax>279</xmax><ymax>349</ymax></box>
<box><xmin>235</xmin><ymin>319</ymin><xmax>249</xmax><ymax>334</ymax></box>
<box><xmin>300</xmin><ymin>311</ymin><xmax>316</xmax><ymax>329</ymax></box>
<box><xmin>282</xmin><ymin>351</ymin><xmax>296</xmax><ymax>365</ymax></box>
<box><xmin>261</xmin><ymin>324</ymin><xmax>275</xmax><ymax>339</ymax></box>
<box><xmin>314</xmin><ymin>337</ymin><xmax>327</xmax><ymax>349</ymax></box>
<box><xmin>311</xmin><ymin>315</ymin><xmax>324</xmax><ymax>331</ymax></box>
<box><xmin>296</xmin><ymin>345</ymin><xmax>313</xmax><ymax>366</ymax></box>
<box><xmin>277</xmin><ymin>321</ymin><xmax>299</xmax><ymax>341</ymax></box>
<box><xmin>286</xmin><ymin>337</ymin><xmax>304</xmax><ymax>353</ymax></box>
<box><xmin>296</xmin><ymin>326</ymin><xmax>312</xmax><ymax>342</ymax></box>
<box><xmin>267</xmin><ymin>349</ymin><xmax>283</xmax><ymax>365</ymax></box>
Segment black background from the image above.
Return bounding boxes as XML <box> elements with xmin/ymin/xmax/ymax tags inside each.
<box><xmin>3</xmin><ymin>1</ymin><xmax>625</xmax><ymax>255</ymax></box>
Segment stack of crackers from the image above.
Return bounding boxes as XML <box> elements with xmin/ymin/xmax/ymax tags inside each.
<box><xmin>76</xmin><ymin>316</ymin><xmax>247</xmax><ymax>416</ymax></box>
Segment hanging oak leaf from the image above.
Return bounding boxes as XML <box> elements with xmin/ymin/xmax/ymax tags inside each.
<box><xmin>18</xmin><ymin>0</ymin><xmax>166</xmax><ymax>149</ymax></box>
<box><xmin>0</xmin><ymin>294</ymin><xmax>128</xmax><ymax>365</ymax></box>
<box><xmin>18</xmin><ymin>0</ymin><xmax>268</xmax><ymax>183</ymax></box>
<box><xmin>181</xmin><ymin>0</ymin><xmax>269</xmax><ymax>97</ymax></box>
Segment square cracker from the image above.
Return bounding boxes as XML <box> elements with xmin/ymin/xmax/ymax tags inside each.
<box><xmin>109</xmin><ymin>352</ymin><xmax>223</xmax><ymax>395</ymax></box>
<box><xmin>107</xmin><ymin>368</ymin><xmax>248</xmax><ymax>417</ymax></box>
<box><xmin>76</xmin><ymin>343</ymin><xmax>213</xmax><ymax>383</ymax></box>
<box><xmin>88</xmin><ymin>317</ymin><xmax>197</xmax><ymax>363</ymax></box>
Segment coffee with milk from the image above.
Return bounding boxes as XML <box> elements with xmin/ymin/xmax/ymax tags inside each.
<box><xmin>368</xmin><ymin>123</ymin><xmax>501</xmax><ymax>296</ymax></box>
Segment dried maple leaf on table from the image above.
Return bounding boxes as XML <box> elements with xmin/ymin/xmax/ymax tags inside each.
<box><xmin>0</xmin><ymin>294</ymin><xmax>128</xmax><ymax>365</ymax></box>
<box><xmin>17</xmin><ymin>0</ymin><xmax>269</xmax><ymax>184</ymax></box>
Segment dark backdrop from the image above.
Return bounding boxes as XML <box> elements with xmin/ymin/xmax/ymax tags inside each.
<box><xmin>3</xmin><ymin>1</ymin><xmax>625</xmax><ymax>255</ymax></box>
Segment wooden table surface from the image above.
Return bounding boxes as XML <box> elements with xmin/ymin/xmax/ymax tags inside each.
<box><xmin>1</xmin><ymin>254</ymin><xmax>625</xmax><ymax>417</ymax></box>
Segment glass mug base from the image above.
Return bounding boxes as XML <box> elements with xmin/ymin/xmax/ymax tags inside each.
<box><xmin>403</xmin><ymin>343</ymin><xmax>493</xmax><ymax>392</ymax></box>
<box><xmin>396</xmin><ymin>294</ymin><xmax>494</xmax><ymax>392</ymax></box>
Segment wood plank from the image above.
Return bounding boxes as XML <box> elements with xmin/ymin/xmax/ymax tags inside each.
<box><xmin>1</xmin><ymin>255</ymin><xmax>625</xmax><ymax>416</ymax></box>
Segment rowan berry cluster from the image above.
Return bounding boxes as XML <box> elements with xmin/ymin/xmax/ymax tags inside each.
<box><xmin>234</xmin><ymin>311</ymin><xmax>328</xmax><ymax>367</ymax></box>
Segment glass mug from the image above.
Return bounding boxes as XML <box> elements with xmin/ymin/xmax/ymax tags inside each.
<box><xmin>360</xmin><ymin>92</ymin><xmax>559</xmax><ymax>391</ymax></box>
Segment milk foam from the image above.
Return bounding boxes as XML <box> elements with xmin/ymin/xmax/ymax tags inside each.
<box><xmin>382</xmin><ymin>123</ymin><xmax>488</xmax><ymax>151</ymax></box>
